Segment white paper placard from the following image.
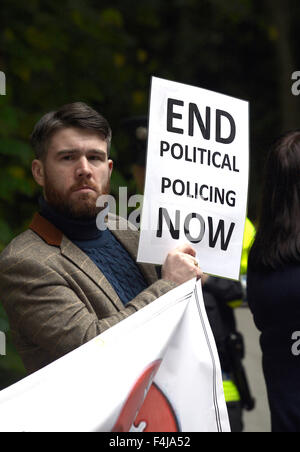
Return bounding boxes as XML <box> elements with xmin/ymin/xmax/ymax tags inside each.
<box><xmin>137</xmin><ymin>76</ymin><xmax>249</xmax><ymax>280</ymax></box>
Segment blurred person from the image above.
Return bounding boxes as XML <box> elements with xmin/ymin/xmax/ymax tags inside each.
<box><xmin>119</xmin><ymin>116</ymin><xmax>255</xmax><ymax>432</ymax></box>
<box><xmin>247</xmin><ymin>130</ymin><xmax>300</xmax><ymax>432</ymax></box>
<box><xmin>0</xmin><ymin>102</ymin><xmax>204</xmax><ymax>375</ymax></box>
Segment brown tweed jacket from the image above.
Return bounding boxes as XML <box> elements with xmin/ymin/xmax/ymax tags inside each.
<box><xmin>0</xmin><ymin>213</ymin><xmax>176</xmax><ymax>374</ymax></box>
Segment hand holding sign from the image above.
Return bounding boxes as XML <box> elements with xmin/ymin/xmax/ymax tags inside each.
<box><xmin>137</xmin><ymin>77</ymin><xmax>249</xmax><ymax>280</ymax></box>
<box><xmin>161</xmin><ymin>243</ymin><xmax>203</xmax><ymax>284</ymax></box>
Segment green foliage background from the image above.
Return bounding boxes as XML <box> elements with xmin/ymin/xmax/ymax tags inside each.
<box><xmin>0</xmin><ymin>0</ymin><xmax>300</xmax><ymax>388</ymax></box>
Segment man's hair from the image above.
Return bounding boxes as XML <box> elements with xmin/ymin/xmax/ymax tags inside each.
<box><xmin>249</xmin><ymin>130</ymin><xmax>300</xmax><ymax>270</ymax></box>
<box><xmin>30</xmin><ymin>102</ymin><xmax>112</xmax><ymax>160</ymax></box>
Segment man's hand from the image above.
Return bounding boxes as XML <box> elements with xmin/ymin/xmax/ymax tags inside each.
<box><xmin>161</xmin><ymin>243</ymin><xmax>206</xmax><ymax>285</ymax></box>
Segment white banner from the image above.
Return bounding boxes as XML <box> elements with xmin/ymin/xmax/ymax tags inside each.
<box><xmin>0</xmin><ymin>279</ymin><xmax>230</xmax><ymax>432</ymax></box>
<box><xmin>137</xmin><ymin>76</ymin><xmax>249</xmax><ymax>280</ymax></box>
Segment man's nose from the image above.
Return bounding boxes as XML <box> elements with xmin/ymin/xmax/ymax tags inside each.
<box><xmin>75</xmin><ymin>156</ymin><xmax>92</xmax><ymax>178</ymax></box>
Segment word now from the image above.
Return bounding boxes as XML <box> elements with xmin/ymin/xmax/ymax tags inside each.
<box><xmin>157</xmin><ymin>207</ymin><xmax>235</xmax><ymax>251</ymax></box>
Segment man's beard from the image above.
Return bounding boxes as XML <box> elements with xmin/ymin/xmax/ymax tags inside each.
<box><xmin>44</xmin><ymin>174</ymin><xmax>110</xmax><ymax>220</ymax></box>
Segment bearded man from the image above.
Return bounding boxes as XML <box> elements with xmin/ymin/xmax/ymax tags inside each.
<box><xmin>0</xmin><ymin>102</ymin><xmax>203</xmax><ymax>375</ymax></box>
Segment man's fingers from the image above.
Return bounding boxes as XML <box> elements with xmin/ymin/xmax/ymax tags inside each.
<box><xmin>162</xmin><ymin>243</ymin><xmax>205</xmax><ymax>285</ymax></box>
<box><xmin>175</xmin><ymin>243</ymin><xmax>196</xmax><ymax>257</ymax></box>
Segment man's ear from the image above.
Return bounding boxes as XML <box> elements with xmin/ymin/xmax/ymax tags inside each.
<box><xmin>108</xmin><ymin>159</ymin><xmax>113</xmax><ymax>176</ymax></box>
<box><xmin>31</xmin><ymin>159</ymin><xmax>45</xmax><ymax>187</ymax></box>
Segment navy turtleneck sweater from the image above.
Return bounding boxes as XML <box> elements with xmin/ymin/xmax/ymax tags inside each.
<box><xmin>39</xmin><ymin>198</ymin><xmax>148</xmax><ymax>305</ymax></box>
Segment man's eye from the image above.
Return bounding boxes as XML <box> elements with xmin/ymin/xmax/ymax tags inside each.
<box><xmin>89</xmin><ymin>155</ymin><xmax>102</xmax><ymax>161</ymax></box>
<box><xmin>62</xmin><ymin>155</ymin><xmax>74</xmax><ymax>160</ymax></box>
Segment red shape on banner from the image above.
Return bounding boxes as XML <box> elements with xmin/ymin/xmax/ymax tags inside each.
<box><xmin>112</xmin><ymin>360</ymin><xmax>179</xmax><ymax>432</ymax></box>
<box><xmin>134</xmin><ymin>383</ymin><xmax>179</xmax><ymax>432</ymax></box>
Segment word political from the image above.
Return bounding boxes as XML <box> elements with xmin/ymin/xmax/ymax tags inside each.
<box><xmin>0</xmin><ymin>72</ymin><xmax>5</xmax><ymax>95</ymax></box>
<box><xmin>0</xmin><ymin>330</ymin><xmax>6</xmax><ymax>356</ymax></box>
<box><xmin>160</xmin><ymin>141</ymin><xmax>239</xmax><ymax>172</ymax></box>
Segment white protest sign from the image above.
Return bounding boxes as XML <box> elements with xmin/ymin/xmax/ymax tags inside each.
<box><xmin>137</xmin><ymin>76</ymin><xmax>249</xmax><ymax>280</ymax></box>
<box><xmin>0</xmin><ymin>279</ymin><xmax>230</xmax><ymax>432</ymax></box>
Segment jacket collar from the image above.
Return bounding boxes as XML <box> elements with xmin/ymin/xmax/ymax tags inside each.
<box><xmin>29</xmin><ymin>212</ymin><xmax>63</xmax><ymax>246</ymax></box>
